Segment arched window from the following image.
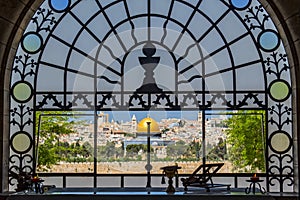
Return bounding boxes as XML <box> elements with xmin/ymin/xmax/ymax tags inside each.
<box><xmin>9</xmin><ymin>0</ymin><xmax>293</xmax><ymax>192</ymax></box>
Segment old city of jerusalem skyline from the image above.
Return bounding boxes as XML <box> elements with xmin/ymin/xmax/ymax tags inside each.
<box><xmin>39</xmin><ymin>111</ymin><xmax>232</xmax><ymax>174</ymax></box>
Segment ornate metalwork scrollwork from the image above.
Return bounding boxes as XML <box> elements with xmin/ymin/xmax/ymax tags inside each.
<box><xmin>8</xmin><ymin>0</ymin><xmax>294</xmax><ymax>193</ymax></box>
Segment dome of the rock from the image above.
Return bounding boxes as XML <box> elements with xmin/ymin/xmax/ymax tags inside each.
<box><xmin>137</xmin><ymin>117</ymin><xmax>160</xmax><ymax>133</ymax></box>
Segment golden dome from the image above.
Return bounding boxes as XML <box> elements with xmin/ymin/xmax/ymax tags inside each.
<box><xmin>137</xmin><ymin>117</ymin><xmax>160</xmax><ymax>133</ymax></box>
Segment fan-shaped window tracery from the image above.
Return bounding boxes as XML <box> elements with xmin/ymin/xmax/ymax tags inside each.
<box><xmin>9</xmin><ymin>0</ymin><xmax>293</xmax><ymax>192</ymax></box>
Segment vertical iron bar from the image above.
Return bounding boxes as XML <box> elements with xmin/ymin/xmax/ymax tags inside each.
<box><xmin>202</xmin><ymin>110</ymin><xmax>206</xmax><ymax>165</ymax></box>
<box><xmin>63</xmin><ymin>175</ymin><xmax>66</xmax><ymax>188</ymax></box>
<box><xmin>35</xmin><ymin>114</ymin><xmax>43</xmax><ymax>174</ymax></box>
<box><xmin>147</xmin><ymin>0</ymin><xmax>151</xmax><ymax>41</ymax></box>
<box><xmin>121</xmin><ymin>175</ymin><xmax>124</xmax><ymax>188</ymax></box>
<box><xmin>146</xmin><ymin>121</ymin><xmax>151</xmax><ymax>188</ymax></box>
<box><xmin>175</xmin><ymin>174</ymin><xmax>179</xmax><ymax>188</ymax></box>
<box><xmin>94</xmin><ymin>111</ymin><xmax>98</xmax><ymax>188</ymax></box>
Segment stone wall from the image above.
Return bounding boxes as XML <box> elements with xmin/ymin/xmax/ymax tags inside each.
<box><xmin>44</xmin><ymin>161</ymin><xmax>233</xmax><ymax>174</ymax></box>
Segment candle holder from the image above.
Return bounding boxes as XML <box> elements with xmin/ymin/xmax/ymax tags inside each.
<box><xmin>245</xmin><ymin>174</ymin><xmax>266</xmax><ymax>194</ymax></box>
<box><xmin>31</xmin><ymin>176</ymin><xmax>45</xmax><ymax>194</ymax></box>
<box><xmin>250</xmin><ymin>174</ymin><xmax>259</xmax><ymax>182</ymax></box>
<box><xmin>160</xmin><ymin>165</ymin><xmax>181</xmax><ymax>194</ymax></box>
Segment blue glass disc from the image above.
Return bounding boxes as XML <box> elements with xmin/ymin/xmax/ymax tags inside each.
<box><xmin>21</xmin><ymin>32</ymin><xmax>42</xmax><ymax>54</ymax></box>
<box><xmin>258</xmin><ymin>30</ymin><xmax>279</xmax><ymax>52</ymax></box>
<box><xmin>230</xmin><ymin>0</ymin><xmax>250</xmax><ymax>9</ymax></box>
<box><xmin>49</xmin><ymin>0</ymin><xmax>70</xmax><ymax>12</ymax></box>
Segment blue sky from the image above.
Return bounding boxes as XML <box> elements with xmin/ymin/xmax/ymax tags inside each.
<box><xmin>106</xmin><ymin>110</ymin><xmax>199</xmax><ymax>122</ymax></box>
<box><xmin>74</xmin><ymin>110</ymin><xmax>228</xmax><ymax>123</ymax></box>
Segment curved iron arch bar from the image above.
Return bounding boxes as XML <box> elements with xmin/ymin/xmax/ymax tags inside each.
<box><xmin>95</xmin><ymin>13</ymin><xmax>203</xmax><ymax>65</ymax></box>
<box><xmin>94</xmin><ymin>0</ymin><xmax>237</xmax><ymax>72</ymax></box>
<box><xmin>119</xmin><ymin>40</ymin><xmax>181</xmax><ymax>106</ymax></box>
<box><xmin>179</xmin><ymin>0</ymin><xmax>269</xmax><ymax>104</ymax></box>
<box><xmin>93</xmin><ymin>13</ymin><xmax>205</xmax><ymax>99</ymax></box>
<box><xmin>34</xmin><ymin>1</ymin><xmax>203</xmax><ymax>112</ymax></box>
<box><xmin>169</xmin><ymin>0</ymin><xmax>267</xmax><ymax>103</ymax></box>
<box><xmin>123</xmin><ymin>0</ymin><xmax>138</xmax><ymax>44</ymax></box>
<box><xmin>168</xmin><ymin>0</ymin><xmax>203</xmax><ymax>52</ymax></box>
<box><xmin>177</xmin><ymin>0</ymin><xmax>254</xmax><ymax>105</ymax></box>
<box><xmin>34</xmin><ymin>0</ymin><xmax>123</xmax><ymax>89</ymax></box>
<box><xmin>34</xmin><ymin>0</ymin><xmax>81</xmax><ymax>106</ymax></box>
<box><xmin>168</xmin><ymin>1</ymin><xmax>238</xmax><ymax>100</ymax></box>
<box><xmin>34</xmin><ymin>0</ymin><xmax>122</xmax><ymax>110</ymax></box>
<box><xmin>43</xmin><ymin>0</ymin><xmax>266</xmax><ymax>93</ymax></box>
<box><xmin>64</xmin><ymin>11</ymin><xmax>123</xmax><ymax>87</ymax></box>
<box><xmin>60</xmin><ymin>0</ymin><xmax>148</xmax><ymax>84</ymax></box>
<box><xmin>94</xmin><ymin>0</ymin><xmax>128</xmax><ymax>52</ymax></box>
<box><xmin>220</xmin><ymin>0</ymin><xmax>269</xmax><ymax>102</ymax></box>
<box><xmin>218</xmin><ymin>2</ymin><xmax>272</xmax><ymax>178</ymax></box>
<box><xmin>66</xmin><ymin>10</ymin><xmax>123</xmax><ymax>65</ymax></box>
<box><xmin>37</xmin><ymin>1</ymin><xmax>204</xmax><ymax>89</ymax></box>
<box><xmin>93</xmin><ymin>0</ymin><xmax>207</xmax><ymax>61</ymax></box>
<box><xmin>35</xmin><ymin>0</ymin><xmax>268</xmax><ymax>102</ymax></box>
<box><xmin>96</xmin><ymin>0</ymin><xmax>266</xmax><ymax>93</ymax></box>
<box><xmin>173</xmin><ymin>0</ymin><xmax>266</xmax><ymax>89</ymax></box>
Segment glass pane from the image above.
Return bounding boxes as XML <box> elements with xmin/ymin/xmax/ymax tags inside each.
<box><xmin>71</xmin><ymin>0</ymin><xmax>99</xmax><ymax>23</ymax></box>
<box><xmin>105</xmin><ymin>2</ymin><xmax>128</xmax><ymax>26</ymax></box>
<box><xmin>126</xmin><ymin>0</ymin><xmax>147</xmax><ymax>17</ymax></box>
<box><xmin>217</xmin><ymin>12</ymin><xmax>248</xmax><ymax>42</ymax></box>
<box><xmin>86</xmin><ymin>13</ymin><xmax>111</xmax><ymax>41</ymax></box>
<box><xmin>68</xmin><ymin>50</ymin><xmax>95</xmax><ymax>75</ymax></box>
<box><xmin>236</xmin><ymin>64</ymin><xmax>265</xmax><ymax>91</ymax></box>
<box><xmin>40</xmin><ymin>37</ymin><xmax>70</xmax><ymax>68</ymax></box>
<box><xmin>205</xmin><ymin>71</ymin><xmax>233</xmax><ymax>91</ymax></box>
<box><xmin>230</xmin><ymin>36</ymin><xmax>260</xmax><ymax>66</ymax></box>
<box><xmin>36</xmin><ymin>111</ymin><xmax>95</xmax><ymax>174</ymax></box>
<box><xmin>73</xmin><ymin>30</ymin><xmax>100</xmax><ymax>58</ymax></box>
<box><xmin>199</xmin><ymin>0</ymin><xmax>228</xmax><ymax>22</ymax></box>
<box><xmin>206</xmin><ymin>110</ymin><xmax>266</xmax><ymax>173</ymax></box>
<box><xmin>95</xmin><ymin>111</ymin><xmax>202</xmax><ymax>175</ymax></box>
<box><xmin>36</xmin><ymin>64</ymin><xmax>64</xmax><ymax>92</ymax></box>
<box><xmin>170</xmin><ymin>1</ymin><xmax>194</xmax><ymax>25</ymax></box>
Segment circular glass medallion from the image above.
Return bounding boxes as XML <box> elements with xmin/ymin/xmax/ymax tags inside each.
<box><xmin>258</xmin><ymin>30</ymin><xmax>280</xmax><ymax>52</ymax></box>
<box><xmin>49</xmin><ymin>0</ymin><xmax>70</xmax><ymax>12</ymax></box>
<box><xmin>269</xmin><ymin>80</ymin><xmax>290</xmax><ymax>102</ymax></box>
<box><xmin>11</xmin><ymin>132</ymin><xmax>32</xmax><ymax>153</ymax></box>
<box><xmin>21</xmin><ymin>32</ymin><xmax>43</xmax><ymax>54</ymax></box>
<box><xmin>270</xmin><ymin>131</ymin><xmax>291</xmax><ymax>154</ymax></box>
<box><xmin>230</xmin><ymin>0</ymin><xmax>251</xmax><ymax>10</ymax></box>
<box><xmin>12</xmin><ymin>81</ymin><xmax>33</xmax><ymax>103</ymax></box>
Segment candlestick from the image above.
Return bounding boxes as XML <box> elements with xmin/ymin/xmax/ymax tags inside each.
<box><xmin>250</xmin><ymin>174</ymin><xmax>259</xmax><ymax>181</ymax></box>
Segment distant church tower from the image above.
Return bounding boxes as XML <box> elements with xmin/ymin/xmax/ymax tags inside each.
<box><xmin>197</xmin><ymin>112</ymin><xmax>202</xmax><ymax>123</ymax></box>
<box><xmin>131</xmin><ymin>114</ymin><xmax>137</xmax><ymax>133</ymax></box>
<box><xmin>98</xmin><ymin>112</ymin><xmax>109</xmax><ymax>125</ymax></box>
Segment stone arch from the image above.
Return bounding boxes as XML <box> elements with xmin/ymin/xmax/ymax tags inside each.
<box><xmin>0</xmin><ymin>0</ymin><xmax>299</xmax><ymax>193</ymax></box>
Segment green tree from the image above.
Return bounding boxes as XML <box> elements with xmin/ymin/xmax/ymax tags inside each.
<box><xmin>225</xmin><ymin>111</ymin><xmax>266</xmax><ymax>172</ymax></box>
<box><xmin>125</xmin><ymin>144</ymin><xmax>152</xmax><ymax>159</ymax></box>
<box><xmin>207</xmin><ymin>137</ymin><xmax>226</xmax><ymax>162</ymax></box>
<box><xmin>190</xmin><ymin>139</ymin><xmax>201</xmax><ymax>159</ymax></box>
<box><xmin>36</xmin><ymin>111</ymin><xmax>82</xmax><ymax>170</ymax></box>
<box><xmin>82</xmin><ymin>141</ymin><xmax>93</xmax><ymax>157</ymax></box>
<box><xmin>97</xmin><ymin>141</ymin><xmax>124</xmax><ymax>161</ymax></box>
<box><xmin>166</xmin><ymin>140</ymin><xmax>190</xmax><ymax>159</ymax></box>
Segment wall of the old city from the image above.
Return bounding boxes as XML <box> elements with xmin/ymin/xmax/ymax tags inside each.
<box><xmin>0</xmin><ymin>0</ymin><xmax>299</xmax><ymax>193</ymax></box>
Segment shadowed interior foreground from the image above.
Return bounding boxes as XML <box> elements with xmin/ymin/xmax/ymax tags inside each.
<box><xmin>1</xmin><ymin>187</ymin><xmax>298</xmax><ymax>200</ymax></box>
